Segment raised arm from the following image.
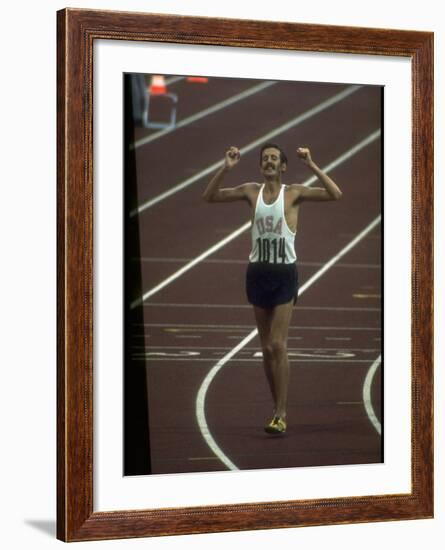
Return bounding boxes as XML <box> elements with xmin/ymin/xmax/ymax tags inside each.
<box><xmin>202</xmin><ymin>146</ymin><xmax>253</xmax><ymax>203</ymax></box>
<box><xmin>293</xmin><ymin>147</ymin><xmax>343</xmax><ymax>202</ymax></box>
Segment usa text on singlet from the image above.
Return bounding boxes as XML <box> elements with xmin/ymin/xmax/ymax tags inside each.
<box><xmin>249</xmin><ymin>184</ymin><xmax>297</xmax><ymax>264</ymax></box>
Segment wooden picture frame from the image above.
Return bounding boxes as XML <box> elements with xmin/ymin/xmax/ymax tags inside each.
<box><xmin>57</xmin><ymin>8</ymin><xmax>433</xmax><ymax>542</ymax></box>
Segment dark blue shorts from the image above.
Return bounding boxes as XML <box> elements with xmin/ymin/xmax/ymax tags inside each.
<box><xmin>246</xmin><ymin>262</ymin><xmax>299</xmax><ymax>308</ymax></box>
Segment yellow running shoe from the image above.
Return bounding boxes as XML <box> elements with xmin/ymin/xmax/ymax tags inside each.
<box><xmin>264</xmin><ymin>416</ymin><xmax>287</xmax><ymax>434</ymax></box>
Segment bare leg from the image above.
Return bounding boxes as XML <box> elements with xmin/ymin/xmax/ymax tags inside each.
<box><xmin>254</xmin><ymin>299</ymin><xmax>294</xmax><ymax>419</ymax></box>
<box><xmin>267</xmin><ymin>300</ymin><xmax>293</xmax><ymax>419</ymax></box>
<box><xmin>253</xmin><ymin>306</ymin><xmax>276</xmax><ymax>409</ymax></box>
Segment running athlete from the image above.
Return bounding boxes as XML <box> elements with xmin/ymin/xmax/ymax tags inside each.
<box><xmin>203</xmin><ymin>144</ymin><xmax>342</xmax><ymax>434</ymax></box>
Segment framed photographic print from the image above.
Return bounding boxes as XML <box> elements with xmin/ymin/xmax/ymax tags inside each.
<box><xmin>57</xmin><ymin>8</ymin><xmax>433</xmax><ymax>542</ymax></box>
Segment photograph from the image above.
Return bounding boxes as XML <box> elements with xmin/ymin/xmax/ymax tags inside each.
<box><xmin>124</xmin><ymin>73</ymin><xmax>383</xmax><ymax>476</ymax></box>
<box><xmin>55</xmin><ymin>8</ymin><xmax>433</xmax><ymax>541</ymax></box>
<box><xmin>1</xmin><ymin>0</ymin><xmax>439</xmax><ymax>547</ymax></box>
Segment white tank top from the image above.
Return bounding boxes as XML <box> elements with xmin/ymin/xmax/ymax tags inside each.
<box><xmin>249</xmin><ymin>184</ymin><xmax>297</xmax><ymax>264</ymax></box>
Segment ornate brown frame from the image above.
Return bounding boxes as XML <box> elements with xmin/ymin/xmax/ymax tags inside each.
<box><xmin>57</xmin><ymin>8</ymin><xmax>433</xmax><ymax>542</ymax></box>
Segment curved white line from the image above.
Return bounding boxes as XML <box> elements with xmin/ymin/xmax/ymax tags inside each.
<box><xmin>196</xmin><ymin>216</ymin><xmax>381</xmax><ymax>470</ymax></box>
<box><xmin>362</xmin><ymin>355</ymin><xmax>382</xmax><ymax>435</ymax></box>
<box><xmin>195</xmin><ymin>330</ymin><xmax>257</xmax><ymax>471</ymax></box>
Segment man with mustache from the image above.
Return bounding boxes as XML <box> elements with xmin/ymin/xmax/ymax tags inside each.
<box><xmin>203</xmin><ymin>144</ymin><xmax>342</xmax><ymax>434</ymax></box>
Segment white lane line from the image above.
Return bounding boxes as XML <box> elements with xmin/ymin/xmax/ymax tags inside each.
<box><xmin>137</xmin><ymin>257</ymin><xmax>381</xmax><ymax>269</ymax></box>
<box><xmin>135</xmin><ymin>324</ymin><xmax>380</xmax><ymax>331</ymax></box>
<box><xmin>362</xmin><ymin>355</ymin><xmax>382</xmax><ymax>435</ymax></box>
<box><xmin>196</xmin><ymin>215</ymin><xmax>381</xmax><ymax>470</ymax></box>
<box><xmin>298</xmin><ymin>218</ymin><xmax>381</xmax><ymax>295</ymax></box>
<box><xmin>134</xmin><ymin>323</ymin><xmax>253</xmax><ymax>329</ymax></box>
<box><xmin>188</xmin><ymin>456</ymin><xmax>221</xmax><ymax>461</ymax></box>
<box><xmin>195</xmin><ymin>333</ymin><xmax>254</xmax><ymax>470</ymax></box>
<box><xmin>131</xmin><ymin>129</ymin><xmax>380</xmax><ymax>308</ymax></box>
<box><xmin>130</xmin><ymin>85</ymin><xmax>361</xmax><ymax>216</ymax></box>
<box><xmin>300</xmin><ymin>129</ymin><xmax>380</xmax><ymax>187</ymax></box>
<box><xmin>134</xmin><ymin>357</ymin><xmax>378</xmax><ymax>364</ymax></box>
<box><xmin>134</xmin><ymin>345</ymin><xmax>254</xmax><ymax>350</ymax></box>
<box><xmin>129</xmin><ymin>222</ymin><xmax>250</xmax><ymax>309</ymax></box>
<box><xmin>133</xmin><ymin>345</ymin><xmax>380</xmax><ymax>352</ymax></box>
<box><xmin>142</xmin><ymin>303</ymin><xmax>253</xmax><ymax>309</ymax></box>
<box><xmin>141</xmin><ymin>303</ymin><xmax>380</xmax><ymax>312</ymax></box>
<box><xmin>132</xmin><ymin>81</ymin><xmax>276</xmax><ymax>149</ymax></box>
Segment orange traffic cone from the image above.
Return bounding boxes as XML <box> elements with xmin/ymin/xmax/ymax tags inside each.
<box><xmin>149</xmin><ymin>75</ymin><xmax>167</xmax><ymax>95</ymax></box>
<box><xmin>186</xmin><ymin>76</ymin><xmax>209</xmax><ymax>83</ymax></box>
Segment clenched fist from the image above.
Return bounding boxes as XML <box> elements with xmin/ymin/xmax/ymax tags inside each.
<box><xmin>296</xmin><ymin>147</ymin><xmax>313</xmax><ymax>166</ymax></box>
<box><xmin>224</xmin><ymin>146</ymin><xmax>241</xmax><ymax>170</ymax></box>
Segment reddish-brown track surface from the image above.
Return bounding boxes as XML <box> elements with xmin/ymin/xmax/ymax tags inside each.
<box><xmin>127</xmin><ymin>75</ymin><xmax>382</xmax><ymax>475</ymax></box>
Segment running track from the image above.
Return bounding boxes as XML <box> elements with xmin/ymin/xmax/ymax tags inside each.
<box><xmin>126</xmin><ymin>75</ymin><xmax>382</xmax><ymax>475</ymax></box>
